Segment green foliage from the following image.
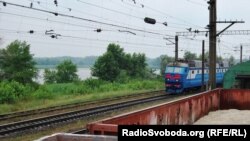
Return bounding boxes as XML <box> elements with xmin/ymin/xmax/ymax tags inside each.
<box><xmin>228</xmin><ymin>55</ymin><xmax>235</xmax><ymax>66</ymax></box>
<box><xmin>198</xmin><ymin>51</ymin><xmax>209</xmax><ymax>61</ymax></box>
<box><xmin>126</xmin><ymin>53</ymin><xmax>147</xmax><ymax>78</ymax></box>
<box><xmin>56</xmin><ymin>60</ymin><xmax>79</xmax><ymax>83</ymax></box>
<box><xmin>35</xmin><ymin>56</ymin><xmax>161</xmax><ymax>70</ymax></box>
<box><xmin>116</xmin><ymin>70</ymin><xmax>130</xmax><ymax>83</ymax></box>
<box><xmin>184</xmin><ymin>51</ymin><xmax>197</xmax><ymax>61</ymax></box>
<box><xmin>198</xmin><ymin>51</ymin><xmax>224</xmax><ymax>63</ymax></box>
<box><xmin>32</xmin><ymin>78</ymin><xmax>163</xmax><ymax>100</ymax></box>
<box><xmin>92</xmin><ymin>51</ymin><xmax>120</xmax><ymax>81</ymax></box>
<box><xmin>0</xmin><ymin>78</ymin><xmax>164</xmax><ymax>113</ymax></box>
<box><xmin>92</xmin><ymin>43</ymin><xmax>151</xmax><ymax>81</ymax></box>
<box><xmin>160</xmin><ymin>55</ymin><xmax>174</xmax><ymax>75</ymax></box>
<box><xmin>44</xmin><ymin>69</ymin><xmax>57</xmax><ymax>83</ymax></box>
<box><xmin>146</xmin><ymin>57</ymin><xmax>161</xmax><ymax>69</ymax></box>
<box><xmin>0</xmin><ymin>81</ymin><xmax>32</xmax><ymax>104</ymax></box>
<box><xmin>217</xmin><ymin>56</ymin><xmax>223</xmax><ymax>62</ymax></box>
<box><xmin>0</xmin><ymin>40</ymin><xmax>37</xmax><ymax>84</ymax></box>
<box><xmin>33</xmin><ymin>85</ymin><xmax>54</xmax><ymax>99</ymax></box>
<box><xmin>43</xmin><ymin>60</ymin><xmax>79</xmax><ymax>83</ymax></box>
<box><xmin>83</xmin><ymin>78</ymin><xmax>107</xmax><ymax>89</ymax></box>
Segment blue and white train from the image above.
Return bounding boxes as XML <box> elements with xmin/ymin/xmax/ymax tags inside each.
<box><xmin>165</xmin><ymin>60</ymin><xmax>229</xmax><ymax>94</ymax></box>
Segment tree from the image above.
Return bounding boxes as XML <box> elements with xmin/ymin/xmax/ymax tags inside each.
<box><xmin>43</xmin><ymin>69</ymin><xmax>57</xmax><ymax>84</ymax></box>
<box><xmin>160</xmin><ymin>55</ymin><xmax>174</xmax><ymax>75</ymax></box>
<box><xmin>43</xmin><ymin>60</ymin><xmax>79</xmax><ymax>83</ymax></box>
<box><xmin>184</xmin><ymin>51</ymin><xmax>197</xmax><ymax>61</ymax></box>
<box><xmin>126</xmin><ymin>53</ymin><xmax>147</xmax><ymax>78</ymax></box>
<box><xmin>198</xmin><ymin>51</ymin><xmax>209</xmax><ymax>61</ymax></box>
<box><xmin>228</xmin><ymin>55</ymin><xmax>235</xmax><ymax>66</ymax></box>
<box><xmin>92</xmin><ymin>44</ymin><xmax>123</xmax><ymax>81</ymax></box>
<box><xmin>198</xmin><ymin>51</ymin><xmax>224</xmax><ymax>63</ymax></box>
<box><xmin>217</xmin><ymin>56</ymin><xmax>223</xmax><ymax>62</ymax></box>
<box><xmin>92</xmin><ymin>43</ymin><xmax>150</xmax><ymax>81</ymax></box>
<box><xmin>0</xmin><ymin>40</ymin><xmax>37</xmax><ymax>84</ymax></box>
<box><xmin>56</xmin><ymin>60</ymin><xmax>78</xmax><ymax>83</ymax></box>
<box><xmin>91</xmin><ymin>52</ymin><xmax>120</xmax><ymax>81</ymax></box>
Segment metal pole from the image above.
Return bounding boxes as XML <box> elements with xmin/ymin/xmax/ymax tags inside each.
<box><xmin>175</xmin><ymin>35</ymin><xmax>178</xmax><ymax>61</ymax></box>
<box><xmin>240</xmin><ymin>45</ymin><xmax>243</xmax><ymax>63</ymax></box>
<box><xmin>208</xmin><ymin>0</ymin><xmax>217</xmax><ymax>90</ymax></box>
<box><xmin>202</xmin><ymin>40</ymin><xmax>205</xmax><ymax>91</ymax></box>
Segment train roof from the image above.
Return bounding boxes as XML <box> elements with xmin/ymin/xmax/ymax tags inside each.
<box><xmin>168</xmin><ymin>59</ymin><xmax>229</xmax><ymax>68</ymax></box>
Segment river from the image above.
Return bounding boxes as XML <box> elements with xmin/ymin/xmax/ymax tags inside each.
<box><xmin>35</xmin><ymin>68</ymin><xmax>160</xmax><ymax>84</ymax></box>
<box><xmin>35</xmin><ymin>68</ymin><xmax>92</xmax><ymax>84</ymax></box>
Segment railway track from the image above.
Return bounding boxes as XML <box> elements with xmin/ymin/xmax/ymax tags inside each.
<box><xmin>0</xmin><ymin>92</ymin><xmax>188</xmax><ymax>137</ymax></box>
<box><xmin>0</xmin><ymin>90</ymin><xmax>165</xmax><ymax>123</ymax></box>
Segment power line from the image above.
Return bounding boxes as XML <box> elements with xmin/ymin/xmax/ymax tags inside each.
<box><xmin>0</xmin><ymin>12</ymin><xmax>171</xmax><ymax>41</ymax></box>
<box><xmin>76</xmin><ymin>0</ymin><xmax>142</xmax><ymax>20</ymax></box>
<box><xmin>22</xmin><ymin>0</ymin><xmax>151</xmax><ymax>31</ymax></box>
<box><xmin>0</xmin><ymin>28</ymin><xmax>168</xmax><ymax>48</ymax></box>
<box><xmin>121</xmin><ymin>0</ymin><xmax>205</xmax><ymax>29</ymax></box>
<box><xmin>9</xmin><ymin>0</ymin><xmax>204</xmax><ymax>32</ymax></box>
<box><xmin>0</xmin><ymin>11</ymin><xmax>98</xmax><ymax>29</ymax></box>
<box><xmin>27</xmin><ymin>0</ymin><xmax>197</xmax><ymax>30</ymax></box>
<box><xmin>76</xmin><ymin>0</ymin><xmax>185</xmax><ymax>29</ymax></box>
<box><xmin>130</xmin><ymin>1</ymin><xmax>205</xmax><ymax>29</ymax></box>
<box><xmin>185</xmin><ymin>0</ymin><xmax>207</xmax><ymax>7</ymax></box>
<box><xmin>0</xmin><ymin>1</ymin><xmax>174</xmax><ymax>37</ymax></box>
<box><xmin>112</xmin><ymin>0</ymin><xmax>204</xmax><ymax>29</ymax></box>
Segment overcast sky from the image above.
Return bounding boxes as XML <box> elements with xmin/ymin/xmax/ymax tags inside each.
<box><xmin>0</xmin><ymin>0</ymin><xmax>250</xmax><ymax>59</ymax></box>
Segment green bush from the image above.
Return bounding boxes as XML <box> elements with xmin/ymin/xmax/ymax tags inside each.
<box><xmin>0</xmin><ymin>81</ymin><xmax>28</xmax><ymax>103</ymax></box>
<box><xmin>116</xmin><ymin>70</ymin><xmax>130</xmax><ymax>83</ymax></box>
<box><xmin>33</xmin><ymin>90</ymin><xmax>55</xmax><ymax>99</ymax></box>
<box><xmin>83</xmin><ymin>78</ymin><xmax>107</xmax><ymax>89</ymax></box>
<box><xmin>26</xmin><ymin>78</ymin><xmax>163</xmax><ymax>101</ymax></box>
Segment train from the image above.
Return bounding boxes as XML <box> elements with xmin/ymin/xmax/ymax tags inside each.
<box><xmin>165</xmin><ymin>60</ymin><xmax>229</xmax><ymax>94</ymax></box>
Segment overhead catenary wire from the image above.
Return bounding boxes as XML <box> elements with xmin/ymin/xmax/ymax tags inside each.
<box><xmin>1</xmin><ymin>0</ymin><xmax>247</xmax><ymax>59</ymax></box>
<box><xmin>122</xmin><ymin>0</ymin><xmax>206</xmax><ymax>29</ymax></box>
<box><xmin>111</xmin><ymin>0</ymin><xmax>204</xmax><ymax>29</ymax></box>
<box><xmin>0</xmin><ymin>28</ymin><xmax>169</xmax><ymax>48</ymax></box>
<box><xmin>185</xmin><ymin>0</ymin><xmax>207</xmax><ymax>7</ymax></box>
<box><xmin>22</xmin><ymin>0</ymin><xmax>155</xmax><ymax>31</ymax></box>
<box><xmin>14</xmin><ymin>0</ymin><xmax>206</xmax><ymax>31</ymax></box>
<box><xmin>25</xmin><ymin>0</ymin><xmax>200</xmax><ymax>30</ymax></box>
<box><xmin>0</xmin><ymin>1</ymin><xmax>174</xmax><ymax>37</ymax></box>
<box><xmin>0</xmin><ymin>11</ymin><xmax>173</xmax><ymax>41</ymax></box>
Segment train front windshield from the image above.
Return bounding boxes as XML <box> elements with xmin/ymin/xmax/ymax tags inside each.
<box><xmin>165</xmin><ymin>67</ymin><xmax>184</xmax><ymax>73</ymax></box>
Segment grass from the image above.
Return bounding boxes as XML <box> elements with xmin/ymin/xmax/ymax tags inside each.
<box><xmin>1</xmin><ymin>94</ymin><xmax>182</xmax><ymax>141</ymax></box>
<box><xmin>0</xmin><ymin>79</ymin><xmax>164</xmax><ymax>114</ymax></box>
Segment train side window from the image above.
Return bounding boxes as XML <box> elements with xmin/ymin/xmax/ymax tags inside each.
<box><xmin>192</xmin><ymin>70</ymin><xmax>194</xmax><ymax>74</ymax></box>
<box><xmin>197</xmin><ymin>70</ymin><xmax>199</xmax><ymax>74</ymax></box>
